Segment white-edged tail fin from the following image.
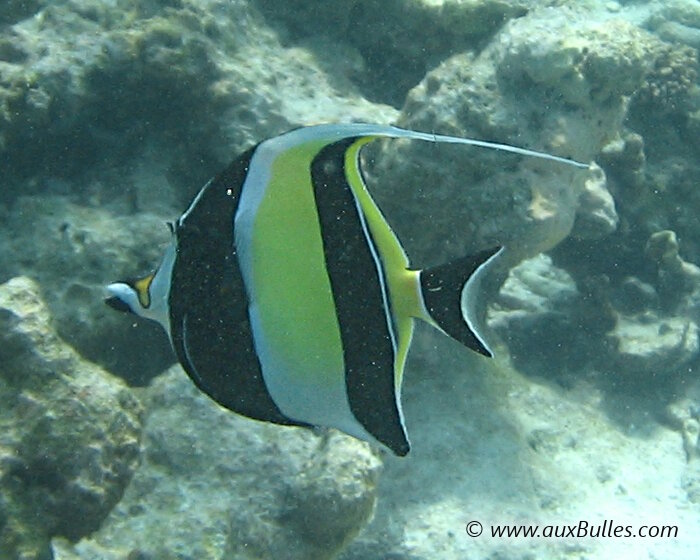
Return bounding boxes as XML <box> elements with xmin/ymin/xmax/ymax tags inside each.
<box><xmin>419</xmin><ymin>246</ymin><xmax>504</xmax><ymax>357</ymax></box>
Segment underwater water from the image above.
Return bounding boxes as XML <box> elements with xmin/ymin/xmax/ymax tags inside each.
<box><xmin>1</xmin><ymin>0</ymin><xmax>700</xmax><ymax>558</ymax></box>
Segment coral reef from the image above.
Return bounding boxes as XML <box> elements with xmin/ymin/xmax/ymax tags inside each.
<box><xmin>254</xmin><ymin>0</ymin><xmax>531</xmax><ymax>105</ymax></box>
<box><xmin>369</xmin><ymin>7</ymin><xmax>654</xmax><ymax>266</ymax></box>
<box><xmin>644</xmin><ymin>0</ymin><xmax>700</xmax><ymax>49</ymax></box>
<box><xmin>608</xmin><ymin>313</ymin><xmax>698</xmax><ymax>373</ymax></box>
<box><xmin>0</xmin><ymin>0</ymin><xmax>396</xmax><ymax>203</ymax></box>
<box><xmin>487</xmin><ymin>253</ymin><xmax>616</xmax><ymax>377</ymax></box>
<box><xmin>0</xmin><ymin>277</ymin><xmax>142</xmax><ymax>560</ymax></box>
<box><xmin>488</xmin><ymin>253</ymin><xmax>580</xmax><ymax>339</ymax></box>
<box><xmin>0</xmin><ymin>196</ymin><xmax>175</xmax><ymax>384</ymax></box>
<box><xmin>53</xmin><ymin>367</ymin><xmax>382</xmax><ymax>560</ymax></box>
<box><xmin>570</xmin><ymin>164</ymin><xmax>618</xmax><ymax>240</ymax></box>
<box><xmin>600</xmin><ymin>230</ymin><xmax>700</xmax><ymax>374</ymax></box>
<box><xmin>630</xmin><ymin>44</ymin><xmax>698</xmax><ymax>117</ymax></box>
<box><xmin>645</xmin><ymin>229</ymin><xmax>700</xmax><ymax>312</ymax></box>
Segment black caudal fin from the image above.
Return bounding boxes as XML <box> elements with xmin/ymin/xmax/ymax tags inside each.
<box><xmin>419</xmin><ymin>246</ymin><xmax>503</xmax><ymax>357</ymax></box>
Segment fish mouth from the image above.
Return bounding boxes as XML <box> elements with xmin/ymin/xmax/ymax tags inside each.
<box><xmin>104</xmin><ymin>295</ymin><xmax>132</xmax><ymax>313</ymax></box>
<box><xmin>104</xmin><ymin>283</ymin><xmax>134</xmax><ymax>314</ymax></box>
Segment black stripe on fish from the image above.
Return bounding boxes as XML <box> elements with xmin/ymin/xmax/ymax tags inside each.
<box><xmin>311</xmin><ymin>137</ymin><xmax>409</xmax><ymax>456</ymax></box>
<box><xmin>169</xmin><ymin>145</ymin><xmax>300</xmax><ymax>426</ymax></box>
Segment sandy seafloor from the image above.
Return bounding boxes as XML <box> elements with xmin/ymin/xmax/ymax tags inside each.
<box><xmin>1</xmin><ymin>0</ymin><xmax>700</xmax><ymax>559</ymax></box>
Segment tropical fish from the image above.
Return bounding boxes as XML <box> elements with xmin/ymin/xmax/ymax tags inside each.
<box><xmin>106</xmin><ymin>123</ymin><xmax>586</xmax><ymax>455</ymax></box>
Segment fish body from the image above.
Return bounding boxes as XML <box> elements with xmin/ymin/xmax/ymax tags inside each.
<box><xmin>106</xmin><ymin>123</ymin><xmax>585</xmax><ymax>455</ymax></box>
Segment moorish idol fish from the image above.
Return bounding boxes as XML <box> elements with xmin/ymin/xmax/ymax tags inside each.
<box><xmin>106</xmin><ymin>123</ymin><xmax>587</xmax><ymax>456</ymax></box>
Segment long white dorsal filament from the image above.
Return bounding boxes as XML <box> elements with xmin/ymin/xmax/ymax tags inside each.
<box><xmin>384</xmin><ymin>125</ymin><xmax>590</xmax><ymax>169</ymax></box>
<box><xmin>320</xmin><ymin>123</ymin><xmax>589</xmax><ymax>169</ymax></box>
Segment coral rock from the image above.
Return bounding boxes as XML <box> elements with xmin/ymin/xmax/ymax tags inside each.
<box><xmin>608</xmin><ymin>312</ymin><xmax>699</xmax><ymax>374</ymax></box>
<box><xmin>571</xmin><ymin>163</ymin><xmax>618</xmax><ymax>240</ymax></box>
<box><xmin>54</xmin><ymin>367</ymin><xmax>382</xmax><ymax>560</ymax></box>
<box><xmin>0</xmin><ymin>276</ymin><xmax>142</xmax><ymax>560</ymax></box>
